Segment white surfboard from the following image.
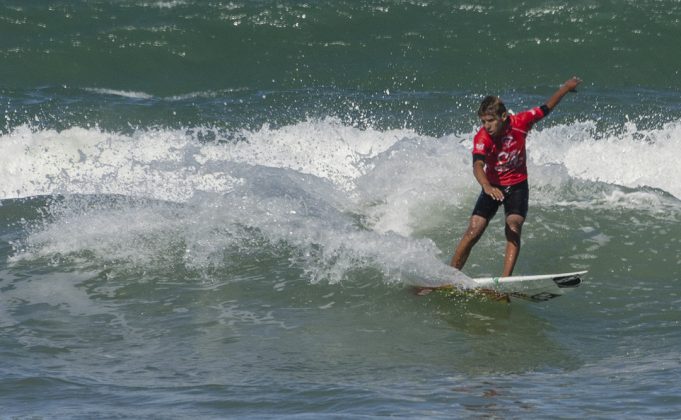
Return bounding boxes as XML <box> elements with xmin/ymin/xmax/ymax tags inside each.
<box><xmin>470</xmin><ymin>271</ymin><xmax>586</xmax><ymax>302</ymax></box>
<box><xmin>419</xmin><ymin>270</ymin><xmax>586</xmax><ymax>302</ymax></box>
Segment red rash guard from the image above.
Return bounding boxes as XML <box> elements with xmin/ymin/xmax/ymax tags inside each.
<box><xmin>472</xmin><ymin>106</ymin><xmax>546</xmax><ymax>187</ymax></box>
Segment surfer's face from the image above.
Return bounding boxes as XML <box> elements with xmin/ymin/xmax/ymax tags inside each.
<box><xmin>480</xmin><ymin>113</ymin><xmax>507</xmax><ymax>138</ymax></box>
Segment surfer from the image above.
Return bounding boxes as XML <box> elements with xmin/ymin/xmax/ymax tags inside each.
<box><xmin>451</xmin><ymin>77</ymin><xmax>582</xmax><ymax>277</ymax></box>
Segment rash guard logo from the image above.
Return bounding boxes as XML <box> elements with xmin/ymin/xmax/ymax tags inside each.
<box><xmin>495</xmin><ymin>136</ymin><xmax>523</xmax><ymax>173</ymax></box>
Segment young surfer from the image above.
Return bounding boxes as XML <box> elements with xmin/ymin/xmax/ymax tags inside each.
<box><xmin>451</xmin><ymin>77</ymin><xmax>582</xmax><ymax>277</ymax></box>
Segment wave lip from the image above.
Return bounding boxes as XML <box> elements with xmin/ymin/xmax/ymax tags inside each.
<box><xmin>3</xmin><ymin>117</ymin><xmax>680</xmax><ymax>206</ymax></box>
<box><xmin>529</xmin><ymin>120</ymin><xmax>681</xmax><ymax>201</ymax></box>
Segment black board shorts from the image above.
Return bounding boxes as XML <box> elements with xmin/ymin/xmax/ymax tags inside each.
<box><xmin>472</xmin><ymin>180</ymin><xmax>529</xmax><ymax>220</ymax></box>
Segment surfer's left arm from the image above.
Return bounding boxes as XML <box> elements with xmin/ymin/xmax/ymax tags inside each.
<box><xmin>544</xmin><ymin>76</ymin><xmax>582</xmax><ymax>112</ymax></box>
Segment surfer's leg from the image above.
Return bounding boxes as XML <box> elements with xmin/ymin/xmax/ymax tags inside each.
<box><xmin>451</xmin><ymin>215</ymin><xmax>488</xmax><ymax>270</ymax></box>
<box><xmin>502</xmin><ymin>214</ymin><xmax>524</xmax><ymax>276</ymax></box>
<box><xmin>501</xmin><ymin>181</ymin><xmax>529</xmax><ymax>276</ymax></box>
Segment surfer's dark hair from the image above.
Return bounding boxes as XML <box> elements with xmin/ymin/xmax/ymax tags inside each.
<box><xmin>478</xmin><ymin>96</ymin><xmax>507</xmax><ymax>117</ymax></box>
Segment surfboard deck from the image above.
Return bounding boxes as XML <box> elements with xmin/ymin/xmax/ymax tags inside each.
<box><xmin>418</xmin><ymin>271</ymin><xmax>586</xmax><ymax>303</ymax></box>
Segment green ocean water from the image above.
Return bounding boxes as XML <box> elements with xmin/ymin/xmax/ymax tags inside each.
<box><xmin>1</xmin><ymin>1</ymin><xmax>681</xmax><ymax>418</ymax></box>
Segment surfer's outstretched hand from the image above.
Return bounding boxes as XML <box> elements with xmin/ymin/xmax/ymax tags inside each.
<box><xmin>562</xmin><ymin>76</ymin><xmax>582</xmax><ymax>92</ymax></box>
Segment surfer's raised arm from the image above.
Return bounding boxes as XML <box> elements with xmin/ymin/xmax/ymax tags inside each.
<box><xmin>544</xmin><ymin>76</ymin><xmax>582</xmax><ymax>111</ymax></box>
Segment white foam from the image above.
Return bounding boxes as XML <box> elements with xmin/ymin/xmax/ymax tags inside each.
<box><xmin>141</xmin><ymin>0</ymin><xmax>187</xmax><ymax>9</ymax></box>
<box><xmin>354</xmin><ymin>132</ymin><xmax>473</xmax><ymax>236</ymax></box>
<box><xmin>529</xmin><ymin>119</ymin><xmax>681</xmax><ymax>200</ymax></box>
<box><xmin>12</xmin><ymin>191</ymin><xmax>472</xmax><ymax>288</ymax></box>
<box><xmin>197</xmin><ymin>117</ymin><xmax>409</xmax><ymax>191</ymax></box>
<box><xmin>14</xmin><ymin>198</ymin><xmax>182</xmax><ymax>266</ymax></box>
<box><xmin>0</xmin><ymin>125</ymin><xmax>243</xmax><ymax>201</ymax></box>
<box><xmin>165</xmin><ymin>88</ymin><xmax>248</xmax><ymax>101</ymax></box>
<box><xmin>84</xmin><ymin>88</ymin><xmax>155</xmax><ymax>100</ymax></box>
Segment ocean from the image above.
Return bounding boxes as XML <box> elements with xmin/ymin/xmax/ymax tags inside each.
<box><xmin>1</xmin><ymin>0</ymin><xmax>681</xmax><ymax>417</ymax></box>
